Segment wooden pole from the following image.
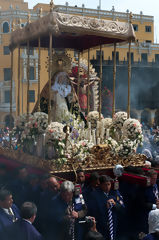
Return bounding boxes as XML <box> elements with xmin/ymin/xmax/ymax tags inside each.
<box><xmin>48</xmin><ymin>33</ymin><xmax>52</xmax><ymax>124</ymax></box>
<box><xmin>17</xmin><ymin>46</ymin><xmax>21</xmax><ymax>116</ymax></box>
<box><xmin>26</xmin><ymin>40</ymin><xmax>30</xmax><ymax>121</ymax></box>
<box><xmin>127</xmin><ymin>40</ymin><xmax>131</xmax><ymax>118</ymax></box>
<box><xmin>87</xmin><ymin>48</ymin><xmax>90</xmax><ymax>115</ymax></box>
<box><xmin>112</xmin><ymin>42</ymin><xmax>117</xmax><ymax>118</ymax></box>
<box><xmin>9</xmin><ymin>21</ymin><xmax>14</xmax><ymax>148</ymax></box>
<box><xmin>77</xmin><ymin>51</ymin><xmax>80</xmax><ymax>102</ymax></box>
<box><xmin>127</xmin><ymin>12</ymin><xmax>133</xmax><ymax>119</ymax></box>
<box><xmin>37</xmin><ymin>8</ymin><xmax>42</xmax><ymax>112</ymax></box>
<box><xmin>99</xmin><ymin>45</ymin><xmax>103</xmax><ymax>121</ymax></box>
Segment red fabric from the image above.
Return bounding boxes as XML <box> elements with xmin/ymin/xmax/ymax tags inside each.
<box><xmin>79</xmin><ymin>93</ymin><xmax>87</xmax><ymax>109</ymax></box>
<box><xmin>119</xmin><ymin>172</ymin><xmax>148</xmax><ymax>186</ymax></box>
<box><xmin>0</xmin><ymin>155</ymin><xmax>46</xmax><ymax>175</ymax></box>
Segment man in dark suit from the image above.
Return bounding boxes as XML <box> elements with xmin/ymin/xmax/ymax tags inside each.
<box><xmin>88</xmin><ymin>175</ymin><xmax>124</xmax><ymax>240</ymax></box>
<box><xmin>37</xmin><ymin>176</ymin><xmax>60</xmax><ymax>235</ymax></box>
<box><xmin>137</xmin><ymin>170</ymin><xmax>159</xmax><ymax>234</ymax></box>
<box><xmin>9</xmin><ymin>166</ymin><xmax>29</xmax><ymax>207</ymax></box>
<box><xmin>7</xmin><ymin>201</ymin><xmax>43</xmax><ymax>240</ymax></box>
<box><xmin>0</xmin><ymin>189</ymin><xmax>20</xmax><ymax>238</ymax></box>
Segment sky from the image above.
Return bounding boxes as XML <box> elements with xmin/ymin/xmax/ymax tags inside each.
<box><xmin>26</xmin><ymin>0</ymin><xmax>159</xmax><ymax>42</ymax></box>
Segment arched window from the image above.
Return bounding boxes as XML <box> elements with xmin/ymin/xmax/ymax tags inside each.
<box><xmin>3</xmin><ymin>22</ymin><xmax>9</xmax><ymax>33</ymax></box>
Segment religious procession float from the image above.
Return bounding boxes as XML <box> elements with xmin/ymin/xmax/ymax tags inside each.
<box><xmin>0</xmin><ymin>1</ymin><xmax>148</xmax><ymax>181</ymax></box>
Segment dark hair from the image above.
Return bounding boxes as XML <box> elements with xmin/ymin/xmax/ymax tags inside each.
<box><xmin>99</xmin><ymin>175</ymin><xmax>112</xmax><ymax>184</ymax></box>
<box><xmin>85</xmin><ymin>230</ymin><xmax>104</xmax><ymax>240</ymax></box>
<box><xmin>77</xmin><ymin>169</ymin><xmax>85</xmax><ymax>175</ymax></box>
<box><xmin>89</xmin><ymin>172</ymin><xmax>99</xmax><ymax>182</ymax></box>
<box><xmin>21</xmin><ymin>202</ymin><xmax>37</xmax><ymax>219</ymax></box>
<box><xmin>0</xmin><ymin>189</ymin><xmax>11</xmax><ymax>201</ymax></box>
<box><xmin>147</xmin><ymin>169</ymin><xmax>158</xmax><ymax>177</ymax></box>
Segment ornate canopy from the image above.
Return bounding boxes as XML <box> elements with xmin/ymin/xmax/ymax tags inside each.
<box><xmin>9</xmin><ymin>11</ymin><xmax>136</xmax><ymax>51</ymax></box>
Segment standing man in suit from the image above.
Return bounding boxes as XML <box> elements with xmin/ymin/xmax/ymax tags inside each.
<box><xmin>89</xmin><ymin>175</ymin><xmax>124</xmax><ymax>240</ymax></box>
<box><xmin>7</xmin><ymin>201</ymin><xmax>43</xmax><ymax>240</ymax></box>
<box><xmin>0</xmin><ymin>189</ymin><xmax>20</xmax><ymax>237</ymax></box>
<box><xmin>138</xmin><ymin>170</ymin><xmax>159</xmax><ymax>234</ymax></box>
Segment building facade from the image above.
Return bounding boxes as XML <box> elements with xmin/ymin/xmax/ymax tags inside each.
<box><xmin>0</xmin><ymin>0</ymin><xmax>159</xmax><ymax>126</ymax></box>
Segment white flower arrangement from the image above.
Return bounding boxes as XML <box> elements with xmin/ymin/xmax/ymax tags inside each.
<box><xmin>112</xmin><ymin>111</ymin><xmax>128</xmax><ymax>129</ymax></box>
<box><xmin>20</xmin><ymin>112</ymin><xmax>48</xmax><ymax>143</ymax></box>
<box><xmin>122</xmin><ymin>118</ymin><xmax>143</xmax><ymax>144</ymax></box>
<box><xmin>46</xmin><ymin>122</ymin><xmax>65</xmax><ymax>142</ymax></box>
<box><xmin>117</xmin><ymin>139</ymin><xmax>137</xmax><ymax>157</ymax></box>
<box><xmin>87</xmin><ymin>111</ymin><xmax>103</xmax><ymax>129</ymax></box>
<box><xmin>66</xmin><ymin>139</ymin><xmax>94</xmax><ymax>161</ymax></box>
<box><xmin>101</xmin><ymin>118</ymin><xmax>112</xmax><ymax>129</ymax></box>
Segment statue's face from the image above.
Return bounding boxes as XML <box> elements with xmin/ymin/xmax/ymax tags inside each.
<box><xmin>52</xmin><ymin>72</ymin><xmax>71</xmax><ymax>97</ymax></box>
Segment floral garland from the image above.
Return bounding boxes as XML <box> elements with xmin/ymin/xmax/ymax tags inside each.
<box><xmin>122</xmin><ymin>118</ymin><xmax>143</xmax><ymax>144</ymax></box>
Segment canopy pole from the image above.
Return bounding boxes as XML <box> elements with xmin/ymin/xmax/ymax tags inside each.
<box><xmin>77</xmin><ymin>51</ymin><xmax>80</xmax><ymax>103</ymax></box>
<box><xmin>17</xmin><ymin>46</ymin><xmax>21</xmax><ymax>116</ymax></box>
<box><xmin>87</xmin><ymin>48</ymin><xmax>90</xmax><ymax>115</ymax></box>
<box><xmin>37</xmin><ymin>8</ymin><xmax>42</xmax><ymax>112</ymax></box>
<box><xmin>127</xmin><ymin>40</ymin><xmax>131</xmax><ymax>119</ymax></box>
<box><xmin>26</xmin><ymin>14</ymin><xmax>31</xmax><ymax>121</ymax></box>
<box><xmin>99</xmin><ymin>45</ymin><xmax>102</xmax><ymax>121</ymax></box>
<box><xmin>127</xmin><ymin>12</ymin><xmax>133</xmax><ymax>119</ymax></box>
<box><xmin>112</xmin><ymin>42</ymin><xmax>117</xmax><ymax>118</ymax></box>
<box><xmin>48</xmin><ymin>32</ymin><xmax>52</xmax><ymax>124</ymax></box>
<box><xmin>17</xmin><ymin>19</ymin><xmax>21</xmax><ymax>117</ymax></box>
<box><xmin>26</xmin><ymin>40</ymin><xmax>30</xmax><ymax>121</ymax></box>
<box><xmin>9</xmin><ymin>21</ymin><xmax>14</xmax><ymax>148</ymax></box>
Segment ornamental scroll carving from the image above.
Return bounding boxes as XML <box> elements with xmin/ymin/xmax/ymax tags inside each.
<box><xmin>56</xmin><ymin>13</ymin><xmax>129</xmax><ymax>35</ymax></box>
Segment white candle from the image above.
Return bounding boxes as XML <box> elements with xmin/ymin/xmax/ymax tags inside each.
<box><xmin>100</xmin><ymin>121</ymin><xmax>105</xmax><ymax>139</ymax></box>
<box><xmin>96</xmin><ymin>121</ymin><xmax>100</xmax><ymax>138</ymax></box>
<box><xmin>106</xmin><ymin>129</ymin><xmax>109</xmax><ymax>138</ymax></box>
<box><xmin>92</xmin><ymin>129</ymin><xmax>96</xmax><ymax>145</ymax></box>
<box><xmin>97</xmin><ymin>138</ymin><xmax>100</xmax><ymax>145</ymax></box>
<box><xmin>88</xmin><ymin>122</ymin><xmax>91</xmax><ymax>129</ymax></box>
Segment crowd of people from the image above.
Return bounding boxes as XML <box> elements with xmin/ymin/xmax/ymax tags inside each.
<box><xmin>0</xmin><ymin>164</ymin><xmax>159</xmax><ymax>240</ymax></box>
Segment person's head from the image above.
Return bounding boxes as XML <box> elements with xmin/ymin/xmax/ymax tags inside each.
<box><xmin>28</xmin><ymin>174</ymin><xmax>39</xmax><ymax>187</ymax></box>
<box><xmin>99</xmin><ymin>175</ymin><xmax>112</xmax><ymax>193</ymax></box>
<box><xmin>0</xmin><ymin>163</ymin><xmax>7</xmax><ymax>176</ymax></box>
<box><xmin>89</xmin><ymin>172</ymin><xmax>99</xmax><ymax>189</ymax></box>
<box><xmin>39</xmin><ymin>174</ymin><xmax>50</xmax><ymax>190</ymax></box>
<box><xmin>17</xmin><ymin>166</ymin><xmax>28</xmax><ymax>180</ymax></box>
<box><xmin>60</xmin><ymin>181</ymin><xmax>74</xmax><ymax>203</ymax></box>
<box><xmin>21</xmin><ymin>202</ymin><xmax>37</xmax><ymax>223</ymax></box>
<box><xmin>147</xmin><ymin>170</ymin><xmax>158</xmax><ymax>186</ymax></box>
<box><xmin>77</xmin><ymin>169</ymin><xmax>85</xmax><ymax>184</ymax></box>
<box><xmin>148</xmin><ymin>209</ymin><xmax>159</xmax><ymax>234</ymax></box>
<box><xmin>0</xmin><ymin>189</ymin><xmax>13</xmax><ymax>209</ymax></box>
<box><xmin>48</xmin><ymin>177</ymin><xmax>60</xmax><ymax>193</ymax></box>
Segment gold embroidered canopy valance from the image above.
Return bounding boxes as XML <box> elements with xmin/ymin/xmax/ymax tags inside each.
<box><xmin>9</xmin><ymin>12</ymin><xmax>136</xmax><ymax>50</ymax></box>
